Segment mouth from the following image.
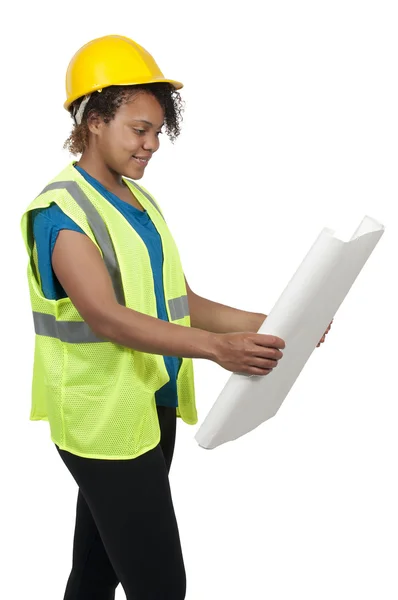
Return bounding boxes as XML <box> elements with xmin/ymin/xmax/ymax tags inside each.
<box><xmin>132</xmin><ymin>156</ymin><xmax>150</xmax><ymax>166</ymax></box>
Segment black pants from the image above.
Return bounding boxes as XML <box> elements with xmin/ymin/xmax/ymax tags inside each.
<box><xmin>56</xmin><ymin>405</ymin><xmax>186</xmax><ymax>600</ymax></box>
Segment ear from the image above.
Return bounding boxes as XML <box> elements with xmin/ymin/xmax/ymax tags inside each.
<box><xmin>86</xmin><ymin>111</ymin><xmax>105</xmax><ymax>135</ymax></box>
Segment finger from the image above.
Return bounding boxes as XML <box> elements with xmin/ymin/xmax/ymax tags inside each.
<box><xmin>255</xmin><ymin>334</ymin><xmax>286</xmax><ymax>350</ymax></box>
<box><xmin>247</xmin><ymin>367</ymin><xmax>273</xmax><ymax>376</ymax></box>
<box><xmin>249</xmin><ymin>357</ymin><xmax>279</xmax><ymax>370</ymax></box>
<box><xmin>239</xmin><ymin>363</ymin><xmax>274</xmax><ymax>376</ymax></box>
<box><xmin>251</xmin><ymin>347</ymin><xmax>283</xmax><ymax>360</ymax></box>
<box><xmin>236</xmin><ymin>368</ymin><xmax>272</xmax><ymax>376</ymax></box>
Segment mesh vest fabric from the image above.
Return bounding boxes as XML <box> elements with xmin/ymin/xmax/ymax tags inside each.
<box><xmin>20</xmin><ymin>162</ymin><xmax>197</xmax><ymax>460</ymax></box>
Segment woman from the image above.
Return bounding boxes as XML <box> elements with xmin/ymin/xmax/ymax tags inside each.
<box><xmin>19</xmin><ymin>34</ymin><xmax>315</xmax><ymax>600</ymax></box>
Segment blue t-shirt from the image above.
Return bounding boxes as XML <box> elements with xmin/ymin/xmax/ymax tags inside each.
<box><xmin>31</xmin><ymin>164</ymin><xmax>181</xmax><ymax>408</ymax></box>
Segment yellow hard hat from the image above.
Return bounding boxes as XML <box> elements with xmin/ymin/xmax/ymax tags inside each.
<box><xmin>64</xmin><ymin>34</ymin><xmax>183</xmax><ymax>110</ymax></box>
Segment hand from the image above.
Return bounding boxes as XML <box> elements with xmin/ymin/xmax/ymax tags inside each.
<box><xmin>317</xmin><ymin>319</ymin><xmax>333</xmax><ymax>348</ymax></box>
<box><xmin>212</xmin><ymin>332</ymin><xmax>285</xmax><ymax>376</ymax></box>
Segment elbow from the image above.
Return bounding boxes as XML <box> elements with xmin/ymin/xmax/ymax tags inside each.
<box><xmin>187</xmin><ymin>292</ymin><xmax>203</xmax><ymax>329</ymax></box>
<box><xmin>83</xmin><ymin>303</ymin><xmax>122</xmax><ymax>341</ymax></box>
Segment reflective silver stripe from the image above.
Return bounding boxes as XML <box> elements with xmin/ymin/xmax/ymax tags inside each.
<box><xmin>40</xmin><ymin>181</ymin><xmax>125</xmax><ymax>306</ymax></box>
<box><xmin>125</xmin><ymin>179</ymin><xmax>165</xmax><ymax>220</ymax></box>
<box><xmin>33</xmin><ymin>312</ymin><xmax>106</xmax><ymax>343</ymax></box>
<box><xmin>168</xmin><ymin>295</ymin><xmax>189</xmax><ymax>321</ymax></box>
<box><xmin>34</xmin><ymin>181</ymin><xmax>186</xmax><ymax>342</ymax></box>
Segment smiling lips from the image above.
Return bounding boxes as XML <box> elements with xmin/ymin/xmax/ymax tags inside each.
<box><xmin>132</xmin><ymin>156</ymin><xmax>150</xmax><ymax>166</ymax></box>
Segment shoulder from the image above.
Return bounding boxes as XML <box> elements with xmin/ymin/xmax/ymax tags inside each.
<box><xmin>32</xmin><ymin>203</ymin><xmax>66</xmax><ymax>221</ymax></box>
<box><xmin>32</xmin><ymin>204</ymin><xmax>85</xmax><ymax>234</ymax></box>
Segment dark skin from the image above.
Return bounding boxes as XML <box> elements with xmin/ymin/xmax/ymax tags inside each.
<box><xmin>317</xmin><ymin>320</ymin><xmax>332</xmax><ymax>347</ymax></box>
<box><xmin>73</xmin><ymin>89</ymin><xmax>332</xmax><ymax>348</ymax></box>
<box><xmin>76</xmin><ymin>91</ymin><xmax>164</xmax><ymax>209</ymax></box>
<box><xmin>54</xmin><ymin>90</ymin><xmax>287</xmax><ymax>375</ymax></box>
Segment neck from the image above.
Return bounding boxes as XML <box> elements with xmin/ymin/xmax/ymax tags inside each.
<box><xmin>76</xmin><ymin>151</ymin><xmax>125</xmax><ymax>191</ymax></box>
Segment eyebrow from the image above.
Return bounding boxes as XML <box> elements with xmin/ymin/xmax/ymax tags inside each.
<box><xmin>132</xmin><ymin>119</ymin><xmax>164</xmax><ymax>129</ymax></box>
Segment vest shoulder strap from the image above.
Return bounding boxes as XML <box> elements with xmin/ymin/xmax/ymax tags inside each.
<box><xmin>123</xmin><ymin>178</ymin><xmax>166</xmax><ymax>221</ymax></box>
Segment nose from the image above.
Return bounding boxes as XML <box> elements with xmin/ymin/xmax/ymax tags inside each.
<box><xmin>142</xmin><ymin>131</ymin><xmax>160</xmax><ymax>153</ymax></box>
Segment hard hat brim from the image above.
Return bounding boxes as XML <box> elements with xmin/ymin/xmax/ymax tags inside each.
<box><xmin>64</xmin><ymin>78</ymin><xmax>184</xmax><ymax>111</ymax></box>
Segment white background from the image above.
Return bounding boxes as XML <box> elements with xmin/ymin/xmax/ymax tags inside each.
<box><xmin>2</xmin><ymin>1</ymin><xmax>397</xmax><ymax>598</ymax></box>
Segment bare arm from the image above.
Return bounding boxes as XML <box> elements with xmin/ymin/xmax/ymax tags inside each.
<box><xmin>52</xmin><ymin>231</ymin><xmax>285</xmax><ymax>377</ymax></box>
<box><xmin>52</xmin><ymin>231</ymin><xmax>217</xmax><ymax>360</ymax></box>
<box><xmin>184</xmin><ymin>278</ymin><xmax>267</xmax><ymax>334</ymax></box>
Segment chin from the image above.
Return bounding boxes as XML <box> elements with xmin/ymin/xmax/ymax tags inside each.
<box><xmin>125</xmin><ymin>165</ymin><xmax>145</xmax><ymax>180</ymax></box>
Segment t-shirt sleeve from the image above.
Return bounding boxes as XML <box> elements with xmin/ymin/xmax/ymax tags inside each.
<box><xmin>32</xmin><ymin>203</ymin><xmax>86</xmax><ymax>300</ymax></box>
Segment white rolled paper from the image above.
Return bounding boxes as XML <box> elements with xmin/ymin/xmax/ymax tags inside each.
<box><xmin>195</xmin><ymin>215</ymin><xmax>385</xmax><ymax>450</ymax></box>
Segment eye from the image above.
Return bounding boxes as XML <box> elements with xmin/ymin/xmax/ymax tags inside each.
<box><xmin>156</xmin><ymin>130</ymin><xmax>163</xmax><ymax>137</ymax></box>
<box><xmin>133</xmin><ymin>128</ymin><xmax>145</xmax><ymax>135</ymax></box>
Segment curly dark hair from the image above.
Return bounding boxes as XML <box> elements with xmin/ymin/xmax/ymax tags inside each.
<box><xmin>64</xmin><ymin>83</ymin><xmax>184</xmax><ymax>155</ymax></box>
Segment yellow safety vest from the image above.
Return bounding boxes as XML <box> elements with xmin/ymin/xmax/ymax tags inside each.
<box><xmin>20</xmin><ymin>161</ymin><xmax>197</xmax><ymax>460</ymax></box>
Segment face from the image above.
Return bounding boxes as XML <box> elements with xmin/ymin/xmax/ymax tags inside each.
<box><xmin>89</xmin><ymin>91</ymin><xmax>165</xmax><ymax>180</ymax></box>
